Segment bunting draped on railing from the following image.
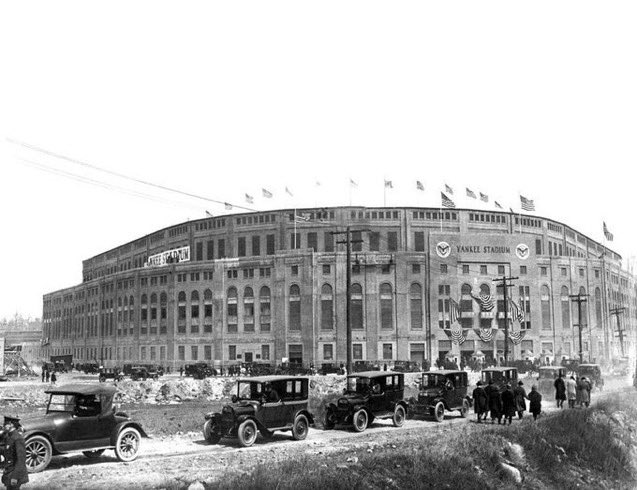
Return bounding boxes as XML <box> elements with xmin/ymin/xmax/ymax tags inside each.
<box><xmin>508</xmin><ymin>330</ymin><xmax>527</xmax><ymax>345</ymax></box>
<box><xmin>473</xmin><ymin>328</ymin><xmax>494</xmax><ymax>342</ymax></box>
<box><xmin>471</xmin><ymin>293</ymin><xmax>495</xmax><ymax>312</ymax></box>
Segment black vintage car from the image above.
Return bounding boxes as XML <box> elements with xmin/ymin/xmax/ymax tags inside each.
<box><xmin>577</xmin><ymin>364</ymin><xmax>604</xmax><ymax>390</ymax></box>
<box><xmin>408</xmin><ymin>370</ymin><xmax>471</xmax><ymax>422</ymax></box>
<box><xmin>324</xmin><ymin>371</ymin><xmax>407</xmax><ymax>432</ymax></box>
<box><xmin>480</xmin><ymin>367</ymin><xmax>519</xmax><ymax>392</ymax></box>
<box><xmin>19</xmin><ymin>384</ymin><xmax>147</xmax><ymax>473</ymax></box>
<box><xmin>185</xmin><ymin>363</ymin><xmax>215</xmax><ymax>379</ymax></box>
<box><xmin>203</xmin><ymin>376</ymin><xmax>315</xmax><ymax>447</ymax></box>
<box><xmin>130</xmin><ymin>366</ymin><xmax>159</xmax><ymax>381</ymax></box>
<box><xmin>99</xmin><ymin>368</ymin><xmax>124</xmax><ymax>383</ymax></box>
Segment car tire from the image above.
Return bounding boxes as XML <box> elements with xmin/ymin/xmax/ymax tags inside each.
<box><xmin>460</xmin><ymin>399</ymin><xmax>470</xmax><ymax>418</ymax></box>
<box><xmin>203</xmin><ymin>419</ymin><xmax>221</xmax><ymax>444</ymax></box>
<box><xmin>25</xmin><ymin>435</ymin><xmax>53</xmax><ymax>473</ymax></box>
<box><xmin>434</xmin><ymin>401</ymin><xmax>445</xmax><ymax>422</ymax></box>
<box><xmin>292</xmin><ymin>414</ymin><xmax>309</xmax><ymax>441</ymax></box>
<box><xmin>114</xmin><ymin>427</ymin><xmax>141</xmax><ymax>462</ymax></box>
<box><xmin>237</xmin><ymin>419</ymin><xmax>258</xmax><ymax>447</ymax></box>
<box><xmin>352</xmin><ymin>409</ymin><xmax>368</xmax><ymax>432</ymax></box>
<box><xmin>83</xmin><ymin>449</ymin><xmax>105</xmax><ymax>459</ymax></box>
<box><xmin>392</xmin><ymin>405</ymin><xmax>406</xmax><ymax>427</ymax></box>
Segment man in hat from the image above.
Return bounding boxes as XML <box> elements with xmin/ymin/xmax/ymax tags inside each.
<box><xmin>472</xmin><ymin>381</ymin><xmax>488</xmax><ymax>423</ymax></box>
<box><xmin>513</xmin><ymin>380</ymin><xmax>527</xmax><ymax>420</ymax></box>
<box><xmin>1</xmin><ymin>416</ymin><xmax>28</xmax><ymax>490</ymax></box>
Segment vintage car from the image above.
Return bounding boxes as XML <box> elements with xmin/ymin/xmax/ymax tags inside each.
<box><xmin>324</xmin><ymin>371</ymin><xmax>407</xmax><ymax>432</ymax></box>
<box><xmin>203</xmin><ymin>376</ymin><xmax>314</xmax><ymax>447</ymax></box>
<box><xmin>408</xmin><ymin>370</ymin><xmax>471</xmax><ymax>422</ymax></box>
<box><xmin>19</xmin><ymin>384</ymin><xmax>147</xmax><ymax>473</ymax></box>
<box><xmin>98</xmin><ymin>368</ymin><xmax>124</xmax><ymax>383</ymax></box>
<box><xmin>392</xmin><ymin>360</ymin><xmax>422</xmax><ymax>373</ymax></box>
<box><xmin>577</xmin><ymin>364</ymin><xmax>604</xmax><ymax>390</ymax></box>
<box><xmin>537</xmin><ymin>366</ymin><xmax>568</xmax><ymax>396</ymax></box>
<box><xmin>480</xmin><ymin>367</ymin><xmax>519</xmax><ymax>393</ymax></box>
<box><xmin>129</xmin><ymin>366</ymin><xmax>159</xmax><ymax>381</ymax></box>
<box><xmin>185</xmin><ymin>363</ymin><xmax>215</xmax><ymax>379</ymax></box>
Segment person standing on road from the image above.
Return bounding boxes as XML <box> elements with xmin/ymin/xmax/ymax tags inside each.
<box><xmin>50</xmin><ymin>371</ymin><xmax>57</xmax><ymax>385</ymax></box>
<box><xmin>484</xmin><ymin>379</ymin><xmax>502</xmax><ymax>424</ymax></box>
<box><xmin>566</xmin><ymin>375</ymin><xmax>577</xmax><ymax>408</ymax></box>
<box><xmin>528</xmin><ymin>385</ymin><xmax>542</xmax><ymax>420</ymax></box>
<box><xmin>501</xmin><ymin>384</ymin><xmax>516</xmax><ymax>425</ymax></box>
<box><xmin>554</xmin><ymin>373</ymin><xmax>566</xmax><ymax>409</ymax></box>
<box><xmin>513</xmin><ymin>381</ymin><xmax>527</xmax><ymax>419</ymax></box>
<box><xmin>580</xmin><ymin>377</ymin><xmax>591</xmax><ymax>408</ymax></box>
<box><xmin>1</xmin><ymin>416</ymin><xmax>29</xmax><ymax>490</ymax></box>
<box><xmin>45</xmin><ymin>370</ymin><xmax>50</xmax><ymax>383</ymax></box>
<box><xmin>472</xmin><ymin>381</ymin><xmax>488</xmax><ymax>423</ymax></box>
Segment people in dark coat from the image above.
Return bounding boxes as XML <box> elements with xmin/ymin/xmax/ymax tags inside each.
<box><xmin>472</xmin><ymin>381</ymin><xmax>489</xmax><ymax>423</ymax></box>
<box><xmin>528</xmin><ymin>385</ymin><xmax>542</xmax><ymax>420</ymax></box>
<box><xmin>579</xmin><ymin>377</ymin><xmax>591</xmax><ymax>407</ymax></box>
<box><xmin>554</xmin><ymin>374</ymin><xmax>566</xmax><ymax>408</ymax></box>
<box><xmin>513</xmin><ymin>380</ymin><xmax>527</xmax><ymax>419</ymax></box>
<box><xmin>1</xmin><ymin>416</ymin><xmax>29</xmax><ymax>490</ymax></box>
<box><xmin>484</xmin><ymin>379</ymin><xmax>502</xmax><ymax>424</ymax></box>
<box><xmin>501</xmin><ymin>384</ymin><xmax>516</xmax><ymax>425</ymax></box>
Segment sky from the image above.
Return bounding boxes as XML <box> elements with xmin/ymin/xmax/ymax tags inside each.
<box><xmin>1</xmin><ymin>1</ymin><xmax>636</xmax><ymax>320</ymax></box>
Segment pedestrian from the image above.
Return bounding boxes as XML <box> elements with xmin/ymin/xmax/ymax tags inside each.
<box><xmin>1</xmin><ymin>416</ymin><xmax>29</xmax><ymax>490</ymax></box>
<box><xmin>513</xmin><ymin>380</ymin><xmax>527</xmax><ymax>419</ymax></box>
<box><xmin>41</xmin><ymin>368</ymin><xmax>45</xmax><ymax>383</ymax></box>
<box><xmin>383</xmin><ymin>363</ymin><xmax>388</xmax><ymax>371</ymax></box>
<box><xmin>554</xmin><ymin>373</ymin><xmax>566</xmax><ymax>409</ymax></box>
<box><xmin>472</xmin><ymin>381</ymin><xmax>488</xmax><ymax>423</ymax></box>
<box><xmin>566</xmin><ymin>375</ymin><xmax>577</xmax><ymax>408</ymax></box>
<box><xmin>179</xmin><ymin>366</ymin><xmax>183</xmax><ymax>377</ymax></box>
<box><xmin>528</xmin><ymin>385</ymin><xmax>542</xmax><ymax>420</ymax></box>
<box><xmin>484</xmin><ymin>379</ymin><xmax>502</xmax><ymax>424</ymax></box>
<box><xmin>501</xmin><ymin>383</ymin><xmax>516</xmax><ymax>425</ymax></box>
<box><xmin>45</xmin><ymin>370</ymin><xmax>50</xmax><ymax>383</ymax></box>
<box><xmin>50</xmin><ymin>371</ymin><xmax>57</xmax><ymax>385</ymax></box>
<box><xmin>580</xmin><ymin>376</ymin><xmax>591</xmax><ymax>408</ymax></box>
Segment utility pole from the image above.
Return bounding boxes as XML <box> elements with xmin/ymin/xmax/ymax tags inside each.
<box><xmin>569</xmin><ymin>293</ymin><xmax>589</xmax><ymax>364</ymax></box>
<box><xmin>333</xmin><ymin>227</ymin><xmax>366</xmax><ymax>375</ymax></box>
<box><xmin>493</xmin><ymin>275</ymin><xmax>518</xmax><ymax>363</ymax></box>
<box><xmin>610</xmin><ymin>307</ymin><xmax>626</xmax><ymax>356</ymax></box>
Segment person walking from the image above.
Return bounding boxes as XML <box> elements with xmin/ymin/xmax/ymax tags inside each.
<box><xmin>528</xmin><ymin>385</ymin><xmax>542</xmax><ymax>420</ymax></box>
<box><xmin>41</xmin><ymin>367</ymin><xmax>46</xmax><ymax>383</ymax></box>
<box><xmin>472</xmin><ymin>381</ymin><xmax>489</xmax><ymax>423</ymax></box>
<box><xmin>485</xmin><ymin>379</ymin><xmax>502</xmax><ymax>424</ymax></box>
<box><xmin>554</xmin><ymin>373</ymin><xmax>566</xmax><ymax>409</ymax></box>
<box><xmin>45</xmin><ymin>370</ymin><xmax>50</xmax><ymax>383</ymax></box>
<box><xmin>1</xmin><ymin>416</ymin><xmax>29</xmax><ymax>490</ymax></box>
<box><xmin>50</xmin><ymin>371</ymin><xmax>57</xmax><ymax>385</ymax></box>
<box><xmin>501</xmin><ymin>384</ymin><xmax>516</xmax><ymax>425</ymax></box>
<box><xmin>566</xmin><ymin>375</ymin><xmax>577</xmax><ymax>408</ymax></box>
<box><xmin>179</xmin><ymin>366</ymin><xmax>184</xmax><ymax>377</ymax></box>
<box><xmin>513</xmin><ymin>380</ymin><xmax>527</xmax><ymax>419</ymax></box>
<box><xmin>580</xmin><ymin>377</ymin><xmax>592</xmax><ymax>408</ymax></box>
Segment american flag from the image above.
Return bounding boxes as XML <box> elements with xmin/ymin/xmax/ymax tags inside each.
<box><xmin>520</xmin><ymin>195</ymin><xmax>535</xmax><ymax>211</ymax></box>
<box><xmin>224</xmin><ymin>202</ymin><xmax>233</xmax><ymax>210</ymax></box>
<box><xmin>603</xmin><ymin>222</ymin><xmax>614</xmax><ymax>241</ymax></box>
<box><xmin>466</xmin><ymin>188</ymin><xmax>476</xmax><ymax>199</ymax></box>
<box><xmin>445</xmin><ymin>184</ymin><xmax>454</xmax><ymax>195</ymax></box>
<box><xmin>480</xmin><ymin>192</ymin><xmax>488</xmax><ymax>203</ymax></box>
<box><xmin>384</xmin><ymin>180</ymin><xmax>393</xmax><ymax>188</ymax></box>
<box><xmin>508</xmin><ymin>330</ymin><xmax>527</xmax><ymax>345</ymax></box>
<box><xmin>508</xmin><ymin>299</ymin><xmax>525</xmax><ymax>323</ymax></box>
<box><xmin>441</xmin><ymin>192</ymin><xmax>456</xmax><ymax>208</ymax></box>
<box><xmin>262</xmin><ymin>188</ymin><xmax>273</xmax><ymax>198</ymax></box>
<box><xmin>285</xmin><ymin>187</ymin><xmax>294</xmax><ymax>197</ymax></box>
<box><xmin>416</xmin><ymin>180</ymin><xmax>424</xmax><ymax>191</ymax></box>
<box><xmin>449</xmin><ymin>298</ymin><xmax>460</xmax><ymax>325</ymax></box>
<box><xmin>245</xmin><ymin>194</ymin><xmax>254</xmax><ymax>204</ymax></box>
<box><xmin>205</xmin><ymin>210</ymin><xmax>213</xmax><ymax>217</ymax></box>
<box><xmin>471</xmin><ymin>292</ymin><xmax>495</xmax><ymax>312</ymax></box>
<box><xmin>494</xmin><ymin>201</ymin><xmax>503</xmax><ymax>209</ymax></box>
<box><xmin>350</xmin><ymin>178</ymin><xmax>358</xmax><ymax>187</ymax></box>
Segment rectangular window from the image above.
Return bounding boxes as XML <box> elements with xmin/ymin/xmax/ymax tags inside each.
<box><xmin>462</xmin><ymin>264</ymin><xmax>470</xmax><ymax>274</ymax></box>
<box><xmin>291</xmin><ymin>265</ymin><xmax>299</xmax><ymax>276</ymax></box>
<box><xmin>352</xmin><ymin>343</ymin><xmax>363</xmax><ymax>360</ymax></box>
<box><xmin>204</xmin><ymin>345</ymin><xmax>212</xmax><ymax>361</ymax></box>
<box><xmin>322</xmin><ymin>264</ymin><xmax>331</xmax><ymax>275</ymax></box>
<box><xmin>414</xmin><ymin>232</ymin><xmax>424</xmax><ymax>252</ymax></box>
<box><xmin>541</xmin><ymin>267</ymin><xmax>547</xmax><ymax>276</ymax></box>
<box><xmin>579</xmin><ymin>268</ymin><xmax>585</xmax><ymax>277</ymax></box>
<box><xmin>191</xmin><ymin>345</ymin><xmax>198</xmax><ymax>361</ymax></box>
<box><xmin>206</xmin><ymin>240</ymin><xmax>214</xmax><ymax>260</ymax></box>
<box><xmin>266</xmin><ymin>234</ymin><xmax>275</xmax><ymax>255</ymax></box>
<box><xmin>520</xmin><ymin>265</ymin><xmax>527</xmax><ymax>275</ymax></box>
<box><xmin>178</xmin><ymin>345</ymin><xmax>185</xmax><ymax>361</ymax></box>
<box><xmin>323</xmin><ymin>344</ymin><xmax>333</xmax><ymax>360</ymax></box>
<box><xmin>387</xmin><ymin>231</ymin><xmax>398</xmax><ymax>251</ymax></box>
<box><xmin>229</xmin><ymin>345</ymin><xmax>236</xmax><ymax>361</ymax></box>
<box><xmin>290</xmin><ymin>233</ymin><xmax>301</xmax><ymax>249</ymax></box>
<box><xmin>440</xmin><ymin>264</ymin><xmax>448</xmax><ymax>274</ymax></box>
<box><xmin>261</xmin><ymin>345</ymin><xmax>270</xmax><ymax>361</ymax></box>
<box><xmin>498</xmin><ymin>265</ymin><xmax>505</xmax><ymax>275</ymax></box>
<box><xmin>412</xmin><ymin>264</ymin><xmax>421</xmax><ymax>274</ymax></box>
<box><xmin>382</xmin><ymin>343</ymin><xmax>393</xmax><ymax>360</ymax></box>
<box><xmin>409</xmin><ymin>343</ymin><xmax>425</xmax><ymax>364</ymax></box>
<box><xmin>237</xmin><ymin>237</ymin><xmax>246</xmax><ymax>257</ymax></box>
<box><xmin>561</xmin><ymin>267</ymin><xmax>567</xmax><ymax>277</ymax></box>
<box><xmin>480</xmin><ymin>265</ymin><xmax>488</xmax><ymax>275</ymax></box>
<box><xmin>218</xmin><ymin>239</ymin><xmax>226</xmax><ymax>259</ymax></box>
<box><xmin>370</xmin><ymin>232</ymin><xmax>380</xmax><ymax>251</ymax></box>
<box><xmin>535</xmin><ymin>238</ymin><xmax>542</xmax><ymax>255</ymax></box>
<box><xmin>324</xmin><ymin>232</ymin><xmax>334</xmax><ymax>252</ymax></box>
<box><xmin>307</xmin><ymin>232</ymin><xmax>317</xmax><ymax>251</ymax></box>
<box><xmin>252</xmin><ymin>235</ymin><xmax>261</xmax><ymax>256</ymax></box>
<box><xmin>195</xmin><ymin>242</ymin><xmax>203</xmax><ymax>261</ymax></box>
<box><xmin>352</xmin><ymin>231</ymin><xmax>362</xmax><ymax>252</ymax></box>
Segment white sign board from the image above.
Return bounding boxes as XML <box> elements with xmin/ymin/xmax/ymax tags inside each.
<box><xmin>145</xmin><ymin>246</ymin><xmax>190</xmax><ymax>267</ymax></box>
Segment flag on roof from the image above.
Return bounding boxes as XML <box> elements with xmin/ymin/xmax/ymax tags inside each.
<box><xmin>520</xmin><ymin>195</ymin><xmax>535</xmax><ymax>211</ymax></box>
<box><xmin>350</xmin><ymin>178</ymin><xmax>358</xmax><ymax>187</ymax></box>
<box><xmin>245</xmin><ymin>193</ymin><xmax>254</xmax><ymax>204</ymax></box>
<box><xmin>603</xmin><ymin>222</ymin><xmax>614</xmax><ymax>241</ymax></box>
<box><xmin>445</xmin><ymin>184</ymin><xmax>454</xmax><ymax>194</ymax></box>
<box><xmin>466</xmin><ymin>188</ymin><xmax>476</xmax><ymax>199</ymax></box>
<box><xmin>480</xmin><ymin>192</ymin><xmax>488</xmax><ymax>203</ymax></box>
<box><xmin>262</xmin><ymin>188</ymin><xmax>273</xmax><ymax>198</ymax></box>
<box><xmin>494</xmin><ymin>201</ymin><xmax>503</xmax><ymax>209</ymax></box>
<box><xmin>416</xmin><ymin>180</ymin><xmax>424</xmax><ymax>191</ymax></box>
<box><xmin>224</xmin><ymin>202</ymin><xmax>233</xmax><ymax>210</ymax></box>
<box><xmin>441</xmin><ymin>192</ymin><xmax>456</xmax><ymax>208</ymax></box>
<box><xmin>285</xmin><ymin>187</ymin><xmax>294</xmax><ymax>197</ymax></box>
<box><xmin>384</xmin><ymin>180</ymin><xmax>393</xmax><ymax>189</ymax></box>
<box><xmin>205</xmin><ymin>210</ymin><xmax>213</xmax><ymax>217</ymax></box>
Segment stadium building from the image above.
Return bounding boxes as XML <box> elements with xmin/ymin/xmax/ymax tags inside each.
<box><xmin>42</xmin><ymin>206</ymin><xmax>637</xmax><ymax>370</ymax></box>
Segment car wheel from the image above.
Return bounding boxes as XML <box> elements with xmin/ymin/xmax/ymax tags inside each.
<box><xmin>392</xmin><ymin>405</ymin><xmax>406</xmax><ymax>427</ymax></box>
<box><xmin>114</xmin><ymin>427</ymin><xmax>141</xmax><ymax>462</ymax></box>
<box><xmin>323</xmin><ymin>411</ymin><xmax>335</xmax><ymax>430</ymax></box>
<box><xmin>25</xmin><ymin>435</ymin><xmax>53</xmax><ymax>473</ymax></box>
<box><xmin>99</xmin><ymin>376</ymin><xmax>105</xmax><ymax>383</ymax></box>
<box><xmin>237</xmin><ymin>419</ymin><xmax>258</xmax><ymax>447</ymax></box>
<box><xmin>460</xmin><ymin>399</ymin><xmax>470</xmax><ymax>418</ymax></box>
<box><xmin>434</xmin><ymin>402</ymin><xmax>445</xmax><ymax>422</ymax></box>
<box><xmin>83</xmin><ymin>449</ymin><xmax>105</xmax><ymax>459</ymax></box>
<box><xmin>203</xmin><ymin>419</ymin><xmax>221</xmax><ymax>444</ymax></box>
<box><xmin>292</xmin><ymin>414</ymin><xmax>309</xmax><ymax>440</ymax></box>
<box><xmin>352</xmin><ymin>409</ymin><xmax>368</xmax><ymax>432</ymax></box>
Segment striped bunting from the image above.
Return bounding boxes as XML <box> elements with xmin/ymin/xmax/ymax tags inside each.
<box><xmin>474</xmin><ymin>328</ymin><xmax>494</xmax><ymax>342</ymax></box>
<box><xmin>508</xmin><ymin>330</ymin><xmax>527</xmax><ymax>345</ymax></box>
<box><xmin>471</xmin><ymin>292</ymin><xmax>495</xmax><ymax>312</ymax></box>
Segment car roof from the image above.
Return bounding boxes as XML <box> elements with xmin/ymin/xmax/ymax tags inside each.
<box><xmin>45</xmin><ymin>383</ymin><xmax>117</xmax><ymax>396</ymax></box>
<box><xmin>482</xmin><ymin>367</ymin><xmax>517</xmax><ymax>372</ymax></box>
<box><xmin>239</xmin><ymin>375</ymin><xmax>308</xmax><ymax>383</ymax></box>
<box><xmin>348</xmin><ymin>371</ymin><xmax>402</xmax><ymax>378</ymax></box>
<box><xmin>539</xmin><ymin>366</ymin><xmax>564</xmax><ymax>370</ymax></box>
<box><xmin>423</xmin><ymin>370</ymin><xmax>464</xmax><ymax>375</ymax></box>
<box><xmin>578</xmin><ymin>364</ymin><xmax>600</xmax><ymax>368</ymax></box>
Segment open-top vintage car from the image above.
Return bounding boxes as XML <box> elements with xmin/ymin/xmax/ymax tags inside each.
<box><xmin>19</xmin><ymin>384</ymin><xmax>147</xmax><ymax>473</ymax></box>
<box><xmin>203</xmin><ymin>376</ymin><xmax>314</xmax><ymax>447</ymax></box>
<box><xmin>480</xmin><ymin>367</ymin><xmax>519</xmax><ymax>392</ymax></box>
<box><xmin>408</xmin><ymin>370</ymin><xmax>471</xmax><ymax>422</ymax></box>
<box><xmin>324</xmin><ymin>371</ymin><xmax>407</xmax><ymax>432</ymax></box>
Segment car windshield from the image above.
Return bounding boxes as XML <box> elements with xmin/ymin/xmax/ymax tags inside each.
<box><xmin>423</xmin><ymin>374</ymin><xmax>448</xmax><ymax>389</ymax></box>
<box><xmin>539</xmin><ymin>370</ymin><xmax>558</xmax><ymax>379</ymax></box>
<box><xmin>47</xmin><ymin>394</ymin><xmax>77</xmax><ymax>413</ymax></box>
<box><xmin>237</xmin><ymin>381</ymin><xmax>263</xmax><ymax>401</ymax></box>
<box><xmin>346</xmin><ymin>376</ymin><xmax>373</xmax><ymax>393</ymax></box>
<box><xmin>481</xmin><ymin>371</ymin><xmax>504</xmax><ymax>384</ymax></box>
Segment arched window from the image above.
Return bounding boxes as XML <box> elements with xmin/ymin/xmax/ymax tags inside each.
<box><xmin>289</xmin><ymin>285</ymin><xmax>301</xmax><ymax>331</ymax></box>
<box><xmin>595</xmin><ymin>287</ymin><xmax>602</xmax><ymax>328</ymax></box>
<box><xmin>321</xmin><ymin>284</ymin><xmax>333</xmax><ymax>330</ymax></box>
<box><xmin>460</xmin><ymin>284</ymin><xmax>474</xmax><ymax>329</ymax></box>
<box><xmin>380</xmin><ymin>283</ymin><xmax>393</xmax><ymax>330</ymax></box>
<box><xmin>260</xmin><ymin>286</ymin><xmax>271</xmax><ymax>332</ymax></box>
<box><xmin>541</xmin><ymin>285</ymin><xmax>551</xmax><ymax>330</ymax></box>
<box><xmin>351</xmin><ymin>283</ymin><xmax>363</xmax><ymax>330</ymax></box>
<box><xmin>409</xmin><ymin>283</ymin><xmax>422</xmax><ymax>330</ymax></box>
<box><xmin>227</xmin><ymin>287</ymin><xmax>238</xmax><ymax>333</ymax></box>
<box><xmin>561</xmin><ymin>286</ymin><xmax>570</xmax><ymax>330</ymax></box>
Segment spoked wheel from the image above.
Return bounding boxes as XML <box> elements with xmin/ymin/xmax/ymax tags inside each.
<box><xmin>203</xmin><ymin>419</ymin><xmax>221</xmax><ymax>444</ymax></box>
<box><xmin>114</xmin><ymin>427</ymin><xmax>141</xmax><ymax>462</ymax></box>
<box><xmin>352</xmin><ymin>409</ymin><xmax>368</xmax><ymax>432</ymax></box>
<box><xmin>434</xmin><ymin>402</ymin><xmax>445</xmax><ymax>422</ymax></box>
<box><xmin>83</xmin><ymin>449</ymin><xmax>105</xmax><ymax>459</ymax></box>
<box><xmin>25</xmin><ymin>435</ymin><xmax>53</xmax><ymax>473</ymax></box>
<box><xmin>292</xmin><ymin>414</ymin><xmax>309</xmax><ymax>440</ymax></box>
<box><xmin>238</xmin><ymin>419</ymin><xmax>258</xmax><ymax>447</ymax></box>
<box><xmin>392</xmin><ymin>405</ymin><xmax>406</xmax><ymax>427</ymax></box>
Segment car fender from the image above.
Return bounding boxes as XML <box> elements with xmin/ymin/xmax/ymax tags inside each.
<box><xmin>294</xmin><ymin>409</ymin><xmax>315</xmax><ymax>426</ymax></box>
<box><xmin>110</xmin><ymin>421</ymin><xmax>149</xmax><ymax>445</ymax></box>
<box><xmin>23</xmin><ymin>431</ymin><xmax>59</xmax><ymax>455</ymax></box>
<box><xmin>235</xmin><ymin>414</ymin><xmax>256</xmax><ymax>426</ymax></box>
<box><xmin>204</xmin><ymin>412</ymin><xmax>220</xmax><ymax>421</ymax></box>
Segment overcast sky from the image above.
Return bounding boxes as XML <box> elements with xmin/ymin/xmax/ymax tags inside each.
<box><xmin>1</xmin><ymin>1</ymin><xmax>636</xmax><ymax>321</ymax></box>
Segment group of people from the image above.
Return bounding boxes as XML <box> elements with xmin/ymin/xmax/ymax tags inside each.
<box><xmin>552</xmin><ymin>374</ymin><xmax>592</xmax><ymax>409</ymax></box>
<box><xmin>472</xmin><ymin>379</ymin><xmax>543</xmax><ymax>424</ymax></box>
<box><xmin>40</xmin><ymin>367</ymin><xmax>57</xmax><ymax>385</ymax></box>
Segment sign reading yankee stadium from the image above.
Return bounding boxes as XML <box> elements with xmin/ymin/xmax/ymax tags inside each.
<box><xmin>435</xmin><ymin>235</ymin><xmax>530</xmax><ymax>260</ymax></box>
<box><xmin>145</xmin><ymin>246</ymin><xmax>190</xmax><ymax>267</ymax></box>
